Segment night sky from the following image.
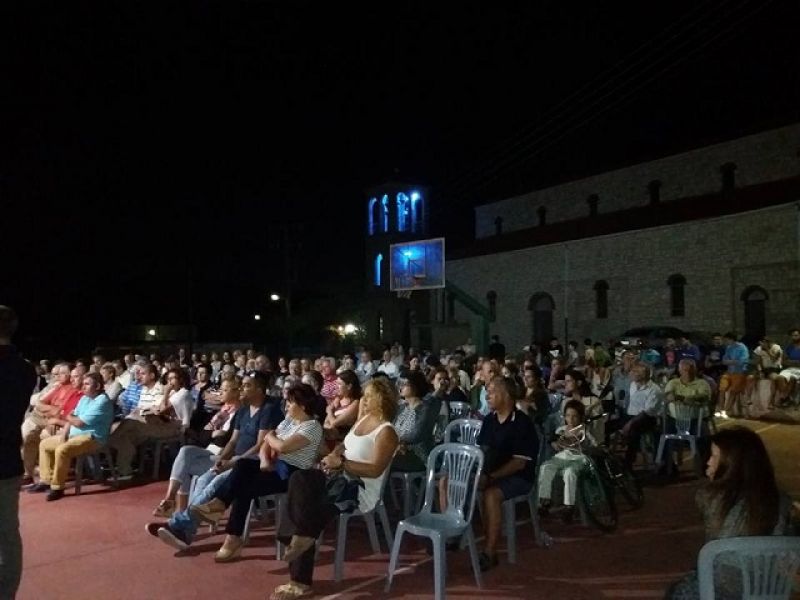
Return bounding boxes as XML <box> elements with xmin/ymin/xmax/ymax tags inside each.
<box><xmin>3</xmin><ymin>1</ymin><xmax>798</xmax><ymax>356</ymax></box>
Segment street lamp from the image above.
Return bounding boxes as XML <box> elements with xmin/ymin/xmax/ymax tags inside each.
<box><xmin>147</xmin><ymin>329</ymin><xmax>156</xmax><ymax>337</ymax></box>
<box><xmin>270</xmin><ymin>293</ymin><xmax>281</xmax><ymax>302</ymax></box>
<box><xmin>344</xmin><ymin>323</ymin><xmax>357</xmax><ymax>335</ymax></box>
<box><xmin>254</xmin><ymin>314</ymin><xmax>261</xmax><ymax>321</ymax></box>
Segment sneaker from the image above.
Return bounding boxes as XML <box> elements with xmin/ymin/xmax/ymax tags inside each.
<box><xmin>156</xmin><ymin>525</ymin><xmax>189</xmax><ymax>551</ymax></box>
<box><xmin>145</xmin><ymin>522</ymin><xmax>168</xmax><ymax>538</ymax></box>
<box><xmin>20</xmin><ymin>476</ymin><xmax>34</xmax><ymax>488</ymax></box>
<box><xmin>27</xmin><ymin>483</ymin><xmax>50</xmax><ymax>494</ymax></box>
<box><xmin>46</xmin><ymin>489</ymin><xmax>65</xmax><ymax>502</ymax></box>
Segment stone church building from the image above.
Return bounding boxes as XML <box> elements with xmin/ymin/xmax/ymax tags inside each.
<box><xmin>430</xmin><ymin>123</ymin><xmax>800</xmax><ymax>352</ymax></box>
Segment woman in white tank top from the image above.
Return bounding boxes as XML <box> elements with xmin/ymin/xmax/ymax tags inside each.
<box><xmin>269</xmin><ymin>377</ymin><xmax>399</xmax><ymax>600</ymax></box>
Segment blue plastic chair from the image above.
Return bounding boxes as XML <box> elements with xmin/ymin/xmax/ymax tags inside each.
<box><xmin>698</xmin><ymin>536</ymin><xmax>800</xmax><ymax>600</ymax></box>
<box><xmin>385</xmin><ymin>443</ymin><xmax>484</xmax><ymax>600</ymax></box>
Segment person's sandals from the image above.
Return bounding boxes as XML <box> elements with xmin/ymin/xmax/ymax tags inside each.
<box><xmin>153</xmin><ymin>499</ymin><xmax>175</xmax><ymax>518</ymax></box>
<box><xmin>282</xmin><ymin>535</ymin><xmax>316</xmax><ymax>563</ymax></box>
<box><xmin>214</xmin><ymin>536</ymin><xmax>243</xmax><ymax>563</ymax></box>
<box><xmin>269</xmin><ymin>582</ymin><xmax>313</xmax><ymax>600</ymax></box>
<box><xmin>190</xmin><ymin>498</ymin><xmax>226</xmax><ymax>525</ymax></box>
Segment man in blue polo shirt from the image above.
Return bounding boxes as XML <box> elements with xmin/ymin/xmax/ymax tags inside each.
<box><xmin>28</xmin><ymin>372</ymin><xmax>114</xmax><ymax>501</ymax></box>
<box><xmin>147</xmin><ymin>372</ymin><xmax>283</xmax><ymax>550</ymax></box>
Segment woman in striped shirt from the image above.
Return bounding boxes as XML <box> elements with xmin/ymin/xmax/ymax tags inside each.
<box><xmin>190</xmin><ymin>383</ymin><xmax>325</xmax><ymax>562</ymax></box>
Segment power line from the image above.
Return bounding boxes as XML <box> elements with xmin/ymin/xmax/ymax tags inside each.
<box><xmin>440</xmin><ymin>0</ymin><xmax>763</xmax><ymax>199</ymax></box>
<box><xmin>449</xmin><ymin>0</ymin><xmax>775</xmax><ymax>199</ymax></box>
<box><xmin>436</xmin><ymin>0</ymin><xmax>732</xmax><ymax>193</ymax></box>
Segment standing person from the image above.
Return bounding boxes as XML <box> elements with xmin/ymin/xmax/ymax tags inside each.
<box><xmin>0</xmin><ymin>306</ymin><xmax>36</xmax><ymax>599</ymax></box>
<box><xmin>718</xmin><ymin>332</ymin><xmax>750</xmax><ymax>418</ymax></box>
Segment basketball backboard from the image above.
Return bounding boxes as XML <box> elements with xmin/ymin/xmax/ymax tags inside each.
<box><xmin>389</xmin><ymin>237</ymin><xmax>445</xmax><ymax>291</ymax></box>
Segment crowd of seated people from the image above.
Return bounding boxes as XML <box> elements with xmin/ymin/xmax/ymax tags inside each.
<box><xmin>15</xmin><ymin>330</ymin><xmax>800</xmax><ymax>598</ymax></box>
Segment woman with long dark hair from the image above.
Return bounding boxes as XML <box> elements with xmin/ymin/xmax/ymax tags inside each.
<box><xmin>666</xmin><ymin>427</ymin><xmax>791</xmax><ymax>599</ymax></box>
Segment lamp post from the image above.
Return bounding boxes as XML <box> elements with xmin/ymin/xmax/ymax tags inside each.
<box><xmin>271</xmin><ymin>292</ymin><xmax>293</xmax><ymax>353</ymax></box>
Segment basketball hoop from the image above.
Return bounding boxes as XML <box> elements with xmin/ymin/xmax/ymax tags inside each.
<box><xmin>396</xmin><ymin>290</ymin><xmax>413</xmax><ymax>300</ymax></box>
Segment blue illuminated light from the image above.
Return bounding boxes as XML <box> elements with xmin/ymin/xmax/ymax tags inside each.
<box><xmin>367</xmin><ymin>197</ymin><xmax>378</xmax><ymax>235</ymax></box>
<box><xmin>396</xmin><ymin>193</ymin><xmax>410</xmax><ymax>232</ymax></box>
<box><xmin>374</xmin><ymin>253</ymin><xmax>383</xmax><ymax>286</ymax></box>
<box><xmin>403</xmin><ymin>251</ymin><xmax>412</xmax><ymax>257</ymax></box>
<box><xmin>381</xmin><ymin>195</ymin><xmax>389</xmax><ymax>232</ymax></box>
<box><xmin>410</xmin><ymin>192</ymin><xmax>420</xmax><ymax>202</ymax></box>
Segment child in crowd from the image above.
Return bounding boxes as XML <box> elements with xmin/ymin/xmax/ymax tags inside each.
<box><xmin>536</xmin><ymin>399</ymin><xmax>596</xmax><ymax>523</ymax></box>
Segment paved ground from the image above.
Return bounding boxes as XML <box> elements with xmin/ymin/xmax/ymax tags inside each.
<box><xmin>15</xmin><ymin>417</ymin><xmax>799</xmax><ymax>600</ymax></box>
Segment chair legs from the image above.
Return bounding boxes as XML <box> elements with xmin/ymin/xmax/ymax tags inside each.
<box><xmin>502</xmin><ymin>500</ymin><xmax>517</xmax><ymax>564</ymax></box>
<box><xmin>335</xmin><ymin>507</ymin><xmax>394</xmax><ymax>582</ymax></box>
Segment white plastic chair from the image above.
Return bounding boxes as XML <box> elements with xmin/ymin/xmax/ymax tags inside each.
<box><xmin>74</xmin><ymin>446</ymin><xmax>118</xmax><ymax>495</ymax></box>
<box><xmin>698</xmin><ymin>536</ymin><xmax>800</xmax><ymax>600</ymax></box>
<box><xmin>443</xmin><ymin>419</ymin><xmax>482</xmax><ymax>445</ymax></box>
<box><xmin>448</xmin><ymin>401</ymin><xmax>471</xmax><ymax>420</ymax></box>
<box><xmin>655</xmin><ymin>402</ymin><xmax>707</xmax><ymax>475</ymax></box>
<box><xmin>333</xmin><ymin>471</ymin><xmax>394</xmax><ymax>582</ymax></box>
<box><xmin>386</xmin><ymin>443</ymin><xmax>484</xmax><ymax>600</ymax></box>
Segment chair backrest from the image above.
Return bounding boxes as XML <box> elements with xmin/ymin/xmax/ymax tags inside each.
<box><xmin>420</xmin><ymin>443</ymin><xmax>484</xmax><ymax>524</ymax></box>
<box><xmin>668</xmin><ymin>401</ymin><xmax>708</xmax><ymax>435</ymax></box>
<box><xmin>444</xmin><ymin>418</ymin><xmax>482</xmax><ymax>445</ymax></box>
<box><xmin>449</xmin><ymin>401</ymin><xmax>470</xmax><ymax>419</ymax></box>
<box><xmin>698</xmin><ymin>536</ymin><xmax>800</xmax><ymax>600</ymax></box>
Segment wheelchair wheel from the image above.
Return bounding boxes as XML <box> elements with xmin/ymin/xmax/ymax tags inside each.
<box><xmin>605</xmin><ymin>454</ymin><xmax>644</xmax><ymax>509</ymax></box>
<box><xmin>578</xmin><ymin>469</ymin><xmax>618</xmax><ymax>532</ymax></box>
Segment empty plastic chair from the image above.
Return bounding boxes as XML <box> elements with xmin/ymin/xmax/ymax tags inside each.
<box><xmin>386</xmin><ymin>443</ymin><xmax>484</xmax><ymax>600</ymax></box>
<box><xmin>443</xmin><ymin>418</ymin><xmax>482</xmax><ymax>445</ymax></box>
<box><xmin>698</xmin><ymin>536</ymin><xmax>800</xmax><ymax>600</ymax></box>
<box><xmin>656</xmin><ymin>402</ymin><xmax>708</xmax><ymax>476</ymax></box>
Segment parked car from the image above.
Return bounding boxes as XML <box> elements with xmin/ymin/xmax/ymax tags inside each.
<box><xmin>618</xmin><ymin>326</ymin><xmax>687</xmax><ymax>350</ymax></box>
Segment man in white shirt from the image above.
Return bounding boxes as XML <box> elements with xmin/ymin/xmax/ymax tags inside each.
<box><xmin>377</xmin><ymin>349</ymin><xmax>399</xmax><ymax>379</ymax></box>
<box><xmin>108</xmin><ymin>364</ymin><xmax>183</xmax><ymax>478</ymax></box>
<box><xmin>607</xmin><ymin>363</ymin><xmax>663</xmax><ymax>469</ymax></box>
<box><xmin>355</xmin><ymin>351</ymin><xmax>376</xmax><ymax>383</ymax></box>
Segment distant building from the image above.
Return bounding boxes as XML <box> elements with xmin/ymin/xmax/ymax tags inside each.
<box><xmin>430</xmin><ymin>123</ymin><xmax>800</xmax><ymax>352</ymax></box>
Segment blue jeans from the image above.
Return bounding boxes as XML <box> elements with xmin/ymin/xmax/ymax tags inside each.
<box><xmin>169</xmin><ymin>445</ymin><xmax>216</xmax><ymax>495</ymax></box>
<box><xmin>168</xmin><ymin>468</ymin><xmax>231</xmax><ymax>543</ymax></box>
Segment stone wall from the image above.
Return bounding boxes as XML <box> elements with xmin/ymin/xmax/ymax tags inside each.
<box><xmin>440</xmin><ymin>203</ymin><xmax>800</xmax><ymax>353</ymax></box>
<box><xmin>475</xmin><ymin>123</ymin><xmax>800</xmax><ymax>238</ymax></box>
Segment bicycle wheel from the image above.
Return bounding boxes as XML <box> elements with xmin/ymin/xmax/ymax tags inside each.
<box><xmin>605</xmin><ymin>454</ymin><xmax>644</xmax><ymax>509</ymax></box>
<box><xmin>578</xmin><ymin>468</ymin><xmax>618</xmax><ymax>532</ymax></box>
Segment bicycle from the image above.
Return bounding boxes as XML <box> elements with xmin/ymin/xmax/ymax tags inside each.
<box><xmin>563</xmin><ymin>416</ymin><xmax>644</xmax><ymax>532</ymax></box>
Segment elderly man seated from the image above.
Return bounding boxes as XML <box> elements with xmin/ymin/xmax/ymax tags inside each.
<box><xmin>21</xmin><ymin>364</ymin><xmax>84</xmax><ymax>486</ymax></box>
<box><xmin>440</xmin><ymin>376</ymin><xmax>537</xmax><ymax>571</ymax></box>
<box><xmin>27</xmin><ymin>372</ymin><xmax>115</xmax><ymax>501</ymax></box>
<box><xmin>108</xmin><ymin>364</ymin><xmax>181</xmax><ymax>480</ymax></box>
